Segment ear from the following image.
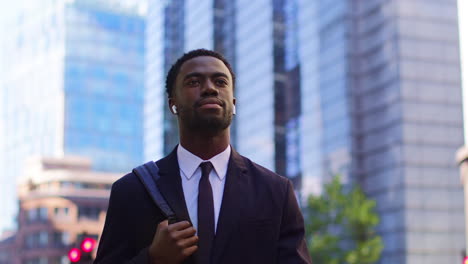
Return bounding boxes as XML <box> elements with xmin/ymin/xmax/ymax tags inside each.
<box><xmin>233</xmin><ymin>98</ymin><xmax>236</xmax><ymax>115</ymax></box>
<box><xmin>169</xmin><ymin>98</ymin><xmax>177</xmax><ymax>115</ymax></box>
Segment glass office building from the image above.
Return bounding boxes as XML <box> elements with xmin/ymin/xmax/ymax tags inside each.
<box><xmin>147</xmin><ymin>0</ymin><xmax>464</xmax><ymax>262</ymax></box>
<box><xmin>297</xmin><ymin>0</ymin><xmax>323</xmax><ymax>196</ymax></box>
<box><xmin>145</xmin><ymin>0</ymin><xmax>186</xmax><ymax>160</ymax></box>
<box><xmin>234</xmin><ymin>0</ymin><xmax>276</xmax><ymax>170</ymax></box>
<box><xmin>297</xmin><ymin>0</ymin><xmax>465</xmax><ymax>263</ymax></box>
<box><xmin>0</xmin><ymin>0</ymin><xmax>145</xmax><ymax>232</ymax></box>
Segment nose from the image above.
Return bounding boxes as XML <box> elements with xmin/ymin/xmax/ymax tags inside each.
<box><xmin>201</xmin><ymin>80</ymin><xmax>218</xmax><ymax>97</ymax></box>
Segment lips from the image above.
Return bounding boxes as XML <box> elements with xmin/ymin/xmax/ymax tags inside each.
<box><xmin>196</xmin><ymin>98</ymin><xmax>224</xmax><ymax>109</ymax></box>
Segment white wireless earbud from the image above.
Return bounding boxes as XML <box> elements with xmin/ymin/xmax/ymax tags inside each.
<box><xmin>233</xmin><ymin>105</ymin><xmax>236</xmax><ymax>115</ymax></box>
<box><xmin>172</xmin><ymin>105</ymin><xmax>178</xmax><ymax>114</ymax></box>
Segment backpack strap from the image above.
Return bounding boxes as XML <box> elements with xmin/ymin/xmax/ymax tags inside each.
<box><xmin>133</xmin><ymin>161</ymin><xmax>177</xmax><ymax>223</ymax></box>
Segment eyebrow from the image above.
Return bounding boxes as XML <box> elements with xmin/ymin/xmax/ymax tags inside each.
<box><xmin>183</xmin><ymin>72</ymin><xmax>230</xmax><ymax>81</ymax></box>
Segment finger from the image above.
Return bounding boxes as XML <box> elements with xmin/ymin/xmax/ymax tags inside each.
<box><xmin>157</xmin><ymin>220</ymin><xmax>169</xmax><ymax>229</ymax></box>
<box><xmin>174</xmin><ymin>226</ymin><xmax>197</xmax><ymax>239</ymax></box>
<box><xmin>182</xmin><ymin>245</ymin><xmax>198</xmax><ymax>257</ymax></box>
<box><xmin>155</xmin><ymin>220</ymin><xmax>169</xmax><ymax>237</ymax></box>
<box><xmin>178</xmin><ymin>235</ymin><xmax>198</xmax><ymax>248</ymax></box>
<box><xmin>168</xmin><ymin>220</ymin><xmax>191</xmax><ymax>231</ymax></box>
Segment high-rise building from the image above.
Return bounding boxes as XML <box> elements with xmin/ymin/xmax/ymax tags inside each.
<box><xmin>145</xmin><ymin>0</ymin><xmax>184</xmax><ymax>161</ymax></box>
<box><xmin>300</xmin><ymin>0</ymin><xmax>465</xmax><ymax>263</ymax></box>
<box><xmin>360</xmin><ymin>1</ymin><xmax>462</xmax><ymax>263</ymax></box>
<box><xmin>146</xmin><ymin>0</ymin><xmax>302</xmax><ymax>181</ymax></box>
<box><xmin>146</xmin><ymin>0</ymin><xmax>464</xmax><ymax>263</ymax></box>
<box><xmin>0</xmin><ymin>0</ymin><xmax>146</xmax><ymax>233</ymax></box>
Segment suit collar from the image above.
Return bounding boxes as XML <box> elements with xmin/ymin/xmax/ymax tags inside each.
<box><xmin>155</xmin><ymin>146</ymin><xmax>249</xmax><ymax>263</ymax></box>
<box><xmin>177</xmin><ymin>144</ymin><xmax>231</xmax><ymax>181</ymax></box>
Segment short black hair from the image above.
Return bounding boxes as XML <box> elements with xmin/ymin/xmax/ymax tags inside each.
<box><xmin>165</xmin><ymin>49</ymin><xmax>236</xmax><ymax>98</ymax></box>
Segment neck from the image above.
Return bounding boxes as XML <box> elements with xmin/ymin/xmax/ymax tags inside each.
<box><xmin>179</xmin><ymin>128</ymin><xmax>230</xmax><ymax>160</ymax></box>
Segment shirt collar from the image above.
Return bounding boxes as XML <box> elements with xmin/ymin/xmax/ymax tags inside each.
<box><xmin>177</xmin><ymin>144</ymin><xmax>231</xmax><ymax>181</ymax></box>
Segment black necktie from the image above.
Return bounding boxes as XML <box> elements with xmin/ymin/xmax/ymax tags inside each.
<box><xmin>197</xmin><ymin>161</ymin><xmax>214</xmax><ymax>264</ymax></box>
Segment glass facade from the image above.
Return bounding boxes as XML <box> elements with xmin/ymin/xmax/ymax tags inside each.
<box><xmin>0</xmin><ymin>0</ymin><xmax>145</xmax><ymax>232</ymax></box>
<box><xmin>145</xmin><ymin>0</ymin><xmax>186</xmax><ymax>159</ymax></box>
<box><xmin>214</xmin><ymin>0</ymin><xmax>237</xmax><ymax>147</ymax></box>
<box><xmin>272</xmin><ymin>0</ymin><xmax>302</xmax><ymax>188</ymax></box>
<box><xmin>144</xmin><ymin>0</ymin><xmax>166</xmax><ymax>160</ymax></box>
<box><xmin>297</xmin><ymin>0</ymin><xmax>323</xmax><ymax>197</ymax></box>
<box><xmin>184</xmin><ymin>0</ymin><xmax>214</xmax><ymax>51</ymax></box>
<box><xmin>162</xmin><ymin>0</ymin><xmax>185</xmax><ymax>155</ymax></box>
<box><xmin>63</xmin><ymin>4</ymin><xmax>145</xmax><ymax>172</ymax></box>
<box><xmin>146</xmin><ymin>1</ymin><xmax>465</xmax><ymax>262</ymax></box>
<box><xmin>234</xmin><ymin>0</ymin><xmax>275</xmax><ymax>170</ymax></box>
<box><xmin>316</xmin><ymin>0</ymin><xmax>352</xmax><ymax>180</ymax></box>
<box><xmin>1</xmin><ymin>0</ymin><xmax>67</xmax><ymax>233</ymax></box>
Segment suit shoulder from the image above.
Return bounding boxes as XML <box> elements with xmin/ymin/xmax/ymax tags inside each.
<box><xmin>239</xmin><ymin>155</ymin><xmax>290</xmax><ymax>186</ymax></box>
<box><xmin>111</xmin><ymin>171</ymin><xmax>143</xmax><ymax>194</ymax></box>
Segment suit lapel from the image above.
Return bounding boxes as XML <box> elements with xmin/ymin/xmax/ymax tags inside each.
<box><xmin>211</xmin><ymin>148</ymin><xmax>248</xmax><ymax>263</ymax></box>
<box><xmin>155</xmin><ymin>147</ymin><xmax>192</xmax><ymax>224</ymax></box>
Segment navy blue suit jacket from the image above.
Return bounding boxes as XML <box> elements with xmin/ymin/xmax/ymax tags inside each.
<box><xmin>95</xmin><ymin>147</ymin><xmax>312</xmax><ymax>263</ymax></box>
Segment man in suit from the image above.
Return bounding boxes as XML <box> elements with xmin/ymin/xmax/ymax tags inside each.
<box><xmin>95</xmin><ymin>49</ymin><xmax>312</xmax><ymax>264</ymax></box>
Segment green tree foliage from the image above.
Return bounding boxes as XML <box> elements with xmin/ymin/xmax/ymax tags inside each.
<box><xmin>305</xmin><ymin>176</ymin><xmax>383</xmax><ymax>264</ymax></box>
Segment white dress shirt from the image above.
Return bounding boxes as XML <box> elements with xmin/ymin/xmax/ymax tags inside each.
<box><xmin>177</xmin><ymin>144</ymin><xmax>230</xmax><ymax>233</ymax></box>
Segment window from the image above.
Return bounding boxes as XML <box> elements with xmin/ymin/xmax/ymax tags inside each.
<box><xmin>27</xmin><ymin>209</ymin><xmax>38</xmax><ymax>222</ymax></box>
<box><xmin>27</xmin><ymin>207</ymin><xmax>48</xmax><ymax>223</ymax></box>
<box><xmin>24</xmin><ymin>231</ymin><xmax>48</xmax><ymax>249</ymax></box>
<box><xmin>52</xmin><ymin>231</ymin><xmax>69</xmax><ymax>247</ymax></box>
<box><xmin>78</xmin><ymin>206</ymin><xmax>100</xmax><ymax>220</ymax></box>
<box><xmin>39</xmin><ymin>208</ymin><xmax>48</xmax><ymax>220</ymax></box>
<box><xmin>53</xmin><ymin>207</ymin><xmax>71</xmax><ymax>221</ymax></box>
<box><xmin>38</xmin><ymin>231</ymin><xmax>48</xmax><ymax>247</ymax></box>
<box><xmin>25</xmin><ymin>235</ymin><xmax>34</xmax><ymax>249</ymax></box>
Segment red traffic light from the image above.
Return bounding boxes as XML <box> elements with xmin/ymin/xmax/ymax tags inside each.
<box><xmin>81</xmin><ymin>237</ymin><xmax>97</xmax><ymax>253</ymax></box>
<box><xmin>68</xmin><ymin>248</ymin><xmax>81</xmax><ymax>262</ymax></box>
<box><xmin>464</xmin><ymin>256</ymin><xmax>468</xmax><ymax>264</ymax></box>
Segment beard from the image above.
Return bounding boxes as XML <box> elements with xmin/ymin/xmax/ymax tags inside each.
<box><xmin>179</xmin><ymin>100</ymin><xmax>233</xmax><ymax>135</ymax></box>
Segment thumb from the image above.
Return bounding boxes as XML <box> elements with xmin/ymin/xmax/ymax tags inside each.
<box><xmin>158</xmin><ymin>219</ymin><xmax>169</xmax><ymax>229</ymax></box>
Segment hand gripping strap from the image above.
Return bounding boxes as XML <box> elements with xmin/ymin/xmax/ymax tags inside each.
<box><xmin>133</xmin><ymin>161</ymin><xmax>176</xmax><ymax>222</ymax></box>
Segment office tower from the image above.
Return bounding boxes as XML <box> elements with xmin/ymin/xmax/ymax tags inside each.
<box><xmin>145</xmin><ymin>0</ymin><xmax>239</xmax><ymax>159</ymax></box>
<box><xmin>145</xmin><ymin>0</ymin><xmax>184</xmax><ymax>160</ymax></box>
<box><xmin>146</xmin><ymin>0</ymin><xmax>306</xmax><ymax>191</ymax></box>
<box><xmin>298</xmin><ymin>0</ymin><xmax>464</xmax><ymax>263</ymax></box>
<box><xmin>0</xmin><ymin>0</ymin><xmax>146</xmax><ymax>233</ymax></box>
<box><xmin>146</xmin><ymin>0</ymin><xmax>464</xmax><ymax>262</ymax></box>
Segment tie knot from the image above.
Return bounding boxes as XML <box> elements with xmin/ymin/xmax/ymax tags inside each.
<box><xmin>200</xmin><ymin>161</ymin><xmax>213</xmax><ymax>179</ymax></box>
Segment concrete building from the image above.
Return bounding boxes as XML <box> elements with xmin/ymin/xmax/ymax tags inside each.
<box><xmin>0</xmin><ymin>0</ymin><xmax>146</xmax><ymax>233</ymax></box>
<box><xmin>0</xmin><ymin>232</ymin><xmax>16</xmax><ymax>264</ymax></box>
<box><xmin>0</xmin><ymin>156</ymin><xmax>119</xmax><ymax>264</ymax></box>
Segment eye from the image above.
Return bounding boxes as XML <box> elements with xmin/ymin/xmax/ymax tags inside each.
<box><xmin>215</xmin><ymin>79</ymin><xmax>228</xmax><ymax>87</ymax></box>
<box><xmin>185</xmin><ymin>79</ymin><xmax>200</xmax><ymax>87</ymax></box>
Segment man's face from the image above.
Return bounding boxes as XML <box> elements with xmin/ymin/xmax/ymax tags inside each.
<box><xmin>170</xmin><ymin>56</ymin><xmax>236</xmax><ymax>134</ymax></box>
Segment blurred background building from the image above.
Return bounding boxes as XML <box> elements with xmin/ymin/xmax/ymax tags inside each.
<box><xmin>0</xmin><ymin>0</ymin><xmax>466</xmax><ymax>263</ymax></box>
<box><xmin>0</xmin><ymin>0</ymin><xmax>146</xmax><ymax>233</ymax></box>
<box><xmin>0</xmin><ymin>156</ymin><xmax>118</xmax><ymax>264</ymax></box>
<box><xmin>145</xmin><ymin>0</ymin><xmax>464</xmax><ymax>263</ymax></box>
